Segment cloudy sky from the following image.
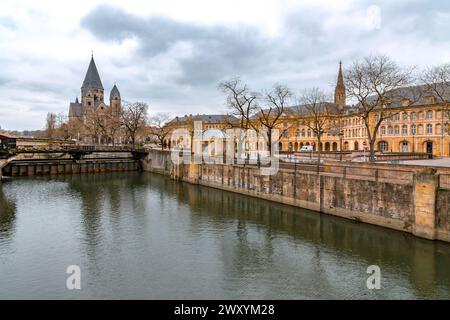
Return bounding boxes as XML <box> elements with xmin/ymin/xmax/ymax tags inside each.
<box><xmin>1</xmin><ymin>0</ymin><xmax>450</xmax><ymax>130</ymax></box>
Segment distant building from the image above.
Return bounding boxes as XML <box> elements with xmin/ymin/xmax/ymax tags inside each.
<box><xmin>68</xmin><ymin>55</ymin><xmax>121</xmax><ymax>122</ymax></box>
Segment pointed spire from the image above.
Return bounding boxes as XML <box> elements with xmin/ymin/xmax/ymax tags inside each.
<box><xmin>81</xmin><ymin>55</ymin><xmax>103</xmax><ymax>90</ymax></box>
<box><xmin>337</xmin><ymin>61</ymin><xmax>344</xmax><ymax>89</ymax></box>
<box><xmin>334</xmin><ymin>61</ymin><xmax>346</xmax><ymax>108</ymax></box>
<box><xmin>75</xmin><ymin>96</ymin><xmax>79</xmax><ymax>104</ymax></box>
<box><xmin>110</xmin><ymin>83</ymin><xmax>121</xmax><ymax>100</ymax></box>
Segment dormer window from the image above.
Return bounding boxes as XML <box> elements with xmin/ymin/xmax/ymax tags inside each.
<box><xmin>401</xmin><ymin>99</ymin><xmax>410</xmax><ymax>107</ymax></box>
<box><xmin>425</xmin><ymin>96</ymin><xmax>436</xmax><ymax>104</ymax></box>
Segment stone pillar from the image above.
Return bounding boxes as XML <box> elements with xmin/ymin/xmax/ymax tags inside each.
<box><xmin>188</xmin><ymin>163</ymin><xmax>200</xmax><ymax>184</ymax></box>
<box><xmin>413</xmin><ymin>169</ymin><xmax>438</xmax><ymax>240</ymax></box>
<box><xmin>36</xmin><ymin>165</ymin><xmax>43</xmax><ymax>175</ymax></box>
<box><xmin>27</xmin><ymin>165</ymin><xmax>36</xmax><ymax>176</ymax></box>
<box><xmin>50</xmin><ymin>164</ymin><xmax>57</xmax><ymax>175</ymax></box>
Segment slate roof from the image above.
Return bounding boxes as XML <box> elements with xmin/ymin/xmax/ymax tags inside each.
<box><xmin>110</xmin><ymin>84</ymin><xmax>121</xmax><ymax>100</ymax></box>
<box><xmin>69</xmin><ymin>101</ymin><xmax>82</xmax><ymax>118</ymax></box>
<box><xmin>364</xmin><ymin>83</ymin><xmax>450</xmax><ymax>109</ymax></box>
<box><xmin>167</xmin><ymin>114</ymin><xmax>238</xmax><ymax>125</ymax></box>
<box><xmin>81</xmin><ymin>56</ymin><xmax>103</xmax><ymax>90</ymax></box>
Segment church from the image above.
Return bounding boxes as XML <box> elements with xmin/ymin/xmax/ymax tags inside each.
<box><xmin>68</xmin><ymin>55</ymin><xmax>121</xmax><ymax>121</ymax></box>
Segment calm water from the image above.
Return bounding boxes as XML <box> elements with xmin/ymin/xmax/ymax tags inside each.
<box><xmin>1</xmin><ymin>172</ymin><xmax>450</xmax><ymax>299</ymax></box>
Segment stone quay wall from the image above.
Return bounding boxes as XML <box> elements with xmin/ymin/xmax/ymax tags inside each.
<box><xmin>2</xmin><ymin>159</ymin><xmax>139</xmax><ymax>177</ymax></box>
<box><xmin>141</xmin><ymin>150</ymin><xmax>450</xmax><ymax>242</ymax></box>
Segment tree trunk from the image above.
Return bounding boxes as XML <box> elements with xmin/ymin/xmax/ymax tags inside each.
<box><xmin>317</xmin><ymin>136</ymin><xmax>321</xmax><ymax>174</ymax></box>
<box><xmin>369</xmin><ymin>139</ymin><xmax>376</xmax><ymax>162</ymax></box>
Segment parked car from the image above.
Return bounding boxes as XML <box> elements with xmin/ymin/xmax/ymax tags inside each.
<box><xmin>300</xmin><ymin>146</ymin><xmax>313</xmax><ymax>152</ymax></box>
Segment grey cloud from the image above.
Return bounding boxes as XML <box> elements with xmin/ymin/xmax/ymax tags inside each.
<box><xmin>81</xmin><ymin>5</ymin><xmax>269</xmax><ymax>86</ymax></box>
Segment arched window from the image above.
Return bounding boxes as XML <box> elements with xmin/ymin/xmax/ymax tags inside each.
<box><xmin>325</xmin><ymin>142</ymin><xmax>330</xmax><ymax>151</ymax></box>
<box><xmin>426</xmin><ymin>124</ymin><xmax>433</xmax><ymax>134</ymax></box>
<box><xmin>388</xmin><ymin>126</ymin><xmax>393</xmax><ymax>135</ymax></box>
<box><xmin>343</xmin><ymin>141</ymin><xmax>349</xmax><ymax>151</ymax></box>
<box><xmin>332</xmin><ymin>142</ymin><xmax>338</xmax><ymax>151</ymax></box>
<box><xmin>411</xmin><ymin>125</ymin><xmax>416</xmax><ymax>135</ymax></box>
<box><xmin>302</xmin><ymin>129</ymin><xmax>305</xmax><ymax>137</ymax></box>
<box><xmin>402</xmin><ymin>125</ymin><xmax>408</xmax><ymax>135</ymax></box>
<box><xmin>394</xmin><ymin>113</ymin><xmax>399</xmax><ymax>121</ymax></box>
<box><xmin>436</xmin><ymin>124</ymin><xmax>442</xmax><ymax>135</ymax></box>
<box><xmin>411</xmin><ymin>112</ymin><xmax>416</xmax><ymax>121</ymax></box>
<box><xmin>418</xmin><ymin>124</ymin><xmax>423</xmax><ymax>135</ymax></box>
<box><xmin>307</xmin><ymin>129</ymin><xmax>311</xmax><ymax>137</ymax></box>
<box><xmin>401</xmin><ymin>141</ymin><xmax>409</xmax><ymax>152</ymax></box>
<box><xmin>295</xmin><ymin>128</ymin><xmax>300</xmax><ymax>137</ymax></box>
<box><xmin>381</xmin><ymin>126</ymin><xmax>386</xmax><ymax>135</ymax></box>
<box><xmin>378</xmin><ymin>141</ymin><xmax>388</xmax><ymax>152</ymax></box>
<box><xmin>394</xmin><ymin>126</ymin><xmax>399</xmax><ymax>135</ymax></box>
<box><xmin>354</xmin><ymin>141</ymin><xmax>359</xmax><ymax>151</ymax></box>
<box><xmin>402</xmin><ymin>112</ymin><xmax>408</xmax><ymax>121</ymax></box>
<box><xmin>427</xmin><ymin>111</ymin><xmax>433</xmax><ymax>120</ymax></box>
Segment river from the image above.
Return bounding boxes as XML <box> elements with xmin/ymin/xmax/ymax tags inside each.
<box><xmin>1</xmin><ymin>172</ymin><xmax>449</xmax><ymax>299</ymax></box>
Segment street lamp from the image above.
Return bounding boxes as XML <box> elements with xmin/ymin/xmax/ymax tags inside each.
<box><xmin>339</xmin><ymin>131</ymin><xmax>344</xmax><ymax>161</ymax></box>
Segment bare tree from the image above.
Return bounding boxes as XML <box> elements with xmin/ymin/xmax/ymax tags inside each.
<box><xmin>121</xmin><ymin>101</ymin><xmax>148</xmax><ymax>147</ymax></box>
<box><xmin>422</xmin><ymin>63</ymin><xmax>450</xmax><ymax>153</ymax></box>
<box><xmin>255</xmin><ymin>84</ymin><xmax>293</xmax><ymax>153</ymax></box>
<box><xmin>297</xmin><ymin>88</ymin><xmax>331</xmax><ymax>173</ymax></box>
<box><xmin>218</xmin><ymin>78</ymin><xmax>258</xmax><ymax>130</ymax></box>
<box><xmin>83</xmin><ymin>108</ymin><xmax>103</xmax><ymax>144</ymax></box>
<box><xmin>45</xmin><ymin>112</ymin><xmax>57</xmax><ymax>139</ymax></box>
<box><xmin>345</xmin><ymin>55</ymin><xmax>414</xmax><ymax>161</ymax></box>
<box><xmin>149</xmin><ymin>112</ymin><xmax>171</xmax><ymax>149</ymax></box>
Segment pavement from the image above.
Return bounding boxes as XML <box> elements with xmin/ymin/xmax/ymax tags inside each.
<box><xmin>395</xmin><ymin>158</ymin><xmax>450</xmax><ymax>167</ymax></box>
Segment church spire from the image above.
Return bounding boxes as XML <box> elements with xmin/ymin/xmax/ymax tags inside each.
<box><xmin>81</xmin><ymin>55</ymin><xmax>103</xmax><ymax>90</ymax></box>
<box><xmin>334</xmin><ymin>61</ymin><xmax>346</xmax><ymax>109</ymax></box>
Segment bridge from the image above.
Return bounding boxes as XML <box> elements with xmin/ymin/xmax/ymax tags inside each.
<box><xmin>9</xmin><ymin>145</ymin><xmax>149</xmax><ymax>161</ymax></box>
<box><xmin>0</xmin><ymin>156</ymin><xmax>16</xmax><ymax>178</ymax></box>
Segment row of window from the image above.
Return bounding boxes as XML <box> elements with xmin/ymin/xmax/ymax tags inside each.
<box><xmin>379</xmin><ymin>123</ymin><xmax>446</xmax><ymax>136</ymax></box>
<box><xmin>374</xmin><ymin>110</ymin><xmax>446</xmax><ymax>123</ymax></box>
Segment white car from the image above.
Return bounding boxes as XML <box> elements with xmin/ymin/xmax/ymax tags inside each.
<box><xmin>300</xmin><ymin>146</ymin><xmax>313</xmax><ymax>152</ymax></box>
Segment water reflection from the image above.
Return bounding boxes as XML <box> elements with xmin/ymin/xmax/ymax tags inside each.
<box><xmin>144</xmin><ymin>173</ymin><xmax>450</xmax><ymax>299</ymax></box>
<box><xmin>0</xmin><ymin>182</ymin><xmax>17</xmax><ymax>245</ymax></box>
<box><xmin>0</xmin><ymin>172</ymin><xmax>449</xmax><ymax>299</ymax></box>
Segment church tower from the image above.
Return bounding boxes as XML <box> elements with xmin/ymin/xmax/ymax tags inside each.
<box><xmin>81</xmin><ymin>54</ymin><xmax>104</xmax><ymax>113</ymax></box>
<box><xmin>110</xmin><ymin>84</ymin><xmax>121</xmax><ymax>115</ymax></box>
<box><xmin>334</xmin><ymin>61</ymin><xmax>346</xmax><ymax>110</ymax></box>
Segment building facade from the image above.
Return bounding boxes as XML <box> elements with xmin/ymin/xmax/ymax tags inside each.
<box><xmin>278</xmin><ymin>63</ymin><xmax>450</xmax><ymax>157</ymax></box>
